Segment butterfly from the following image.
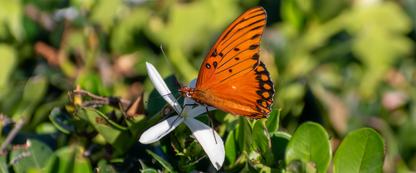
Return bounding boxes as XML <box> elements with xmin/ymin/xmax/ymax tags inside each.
<box><xmin>179</xmin><ymin>7</ymin><xmax>274</xmax><ymax>119</ymax></box>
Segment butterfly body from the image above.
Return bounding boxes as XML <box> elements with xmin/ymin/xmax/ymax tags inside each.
<box><xmin>179</xmin><ymin>7</ymin><xmax>274</xmax><ymax>119</ymax></box>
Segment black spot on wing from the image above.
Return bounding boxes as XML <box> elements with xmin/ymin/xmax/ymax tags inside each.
<box><xmin>211</xmin><ymin>49</ymin><xmax>217</xmax><ymax>57</ymax></box>
<box><xmin>251</xmin><ymin>53</ymin><xmax>259</xmax><ymax>60</ymax></box>
<box><xmin>250</xmin><ymin>25</ymin><xmax>263</xmax><ymax>31</ymax></box>
<box><xmin>251</xmin><ymin>34</ymin><xmax>260</xmax><ymax>40</ymax></box>
<box><xmin>249</xmin><ymin>45</ymin><xmax>259</xmax><ymax>50</ymax></box>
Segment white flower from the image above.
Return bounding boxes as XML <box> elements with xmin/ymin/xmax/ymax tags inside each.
<box><xmin>140</xmin><ymin>62</ymin><xmax>225</xmax><ymax>170</ymax></box>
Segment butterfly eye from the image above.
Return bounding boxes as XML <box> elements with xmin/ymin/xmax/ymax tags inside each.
<box><xmin>206</xmin><ymin>63</ymin><xmax>211</xmax><ymax>69</ymax></box>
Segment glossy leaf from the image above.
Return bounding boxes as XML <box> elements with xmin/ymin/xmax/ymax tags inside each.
<box><xmin>286</xmin><ymin>159</ymin><xmax>317</xmax><ymax>173</ymax></box>
<box><xmin>252</xmin><ymin>119</ymin><xmax>269</xmax><ymax>155</ymax></box>
<box><xmin>238</xmin><ymin>117</ymin><xmax>252</xmax><ymax>154</ymax></box>
<box><xmin>266</xmin><ymin>109</ymin><xmax>280</xmax><ymax>133</ymax></box>
<box><xmin>10</xmin><ymin>139</ymin><xmax>53</xmax><ymax>173</ymax></box>
<box><xmin>270</xmin><ymin>131</ymin><xmax>291</xmax><ymax>162</ymax></box>
<box><xmin>333</xmin><ymin>128</ymin><xmax>384</xmax><ymax>173</ymax></box>
<box><xmin>49</xmin><ymin>107</ymin><xmax>75</xmax><ymax>134</ymax></box>
<box><xmin>285</xmin><ymin>122</ymin><xmax>331</xmax><ymax>173</ymax></box>
<box><xmin>225</xmin><ymin>128</ymin><xmax>237</xmax><ymax>165</ymax></box>
<box><xmin>252</xmin><ymin>118</ymin><xmax>275</xmax><ymax>166</ymax></box>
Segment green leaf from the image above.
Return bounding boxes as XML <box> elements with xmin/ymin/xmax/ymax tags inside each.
<box><xmin>285</xmin><ymin>122</ymin><xmax>331</xmax><ymax>173</ymax></box>
<box><xmin>333</xmin><ymin>128</ymin><xmax>384</xmax><ymax>173</ymax></box>
<box><xmin>89</xmin><ymin>0</ymin><xmax>122</xmax><ymax>32</ymax></box>
<box><xmin>252</xmin><ymin>119</ymin><xmax>269</xmax><ymax>155</ymax></box>
<box><xmin>139</xmin><ymin>159</ymin><xmax>158</xmax><ymax>173</ymax></box>
<box><xmin>110</xmin><ymin>9</ymin><xmax>150</xmax><ymax>54</ymax></box>
<box><xmin>77</xmin><ymin>108</ymin><xmax>135</xmax><ymax>154</ymax></box>
<box><xmin>238</xmin><ymin>117</ymin><xmax>252</xmax><ymax>154</ymax></box>
<box><xmin>245</xmin><ymin>151</ymin><xmax>283</xmax><ymax>173</ymax></box>
<box><xmin>0</xmin><ymin>154</ymin><xmax>8</xmax><ymax>173</ymax></box>
<box><xmin>225</xmin><ymin>128</ymin><xmax>237</xmax><ymax>165</ymax></box>
<box><xmin>10</xmin><ymin>139</ymin><xmax>53</xmax><ymax>173</ymax></box>
<box><xmin>30</xmin><ymin>93</ymin><xmax>69</xmax><ymax>128</ymax></box>
<box><xmin>44</xmin><ymin>146</ymin><xmax>92</xmax><ymax>173</ymax></box>
<box><xmin>270</xmin><ymin>131</ymin><xmax>291</xmax><ymax>163</ymax></box>
<box><xmin>286</xmin><ymin>159</ymin><xmax>317</xmax><ymax>173</ymax></box>
<box><xmin>141</xmin><ymin>169</ymin><xmax>158</xmax><ymax>173</ymax></box>
<box><xmin>252</xmin><ymin>118</ymin><xmax>275</xmax><ymax>166</ymax></box>
<box><xmin>96</xmin><ymin>159</ymin><xmax>116</xmax><ymax>173</ymax></box>
<box><xmin>0</xmin><ymin>1</ymin><xmax>23</xmax><ymax>41</ymax></box>
<box><xmin>125</xmin><ymin>115</ymin><xmax>147</xmax><ymax>138</ymax></box>
<box><xmin>281</xmin><ymin>0</ymin><xmax>304</xmax><ymax>31</ymax></box>
<box><xmin>266</xmin><ymin>109</ymin><xmax>281</xmax><ymax>133</ymax></box>
<box><xmin>146</xmin><ymin>150</ymin><xmax>175</xmax><ymax>173</ymax></box>
<box><xmin>49</xmin><ymin>107</ymin><xmax>75</xmax><ymax>134</ymax></box>
<box><xmin>35</xmin><ymin>122</ymin><xmax>58</xmax><ymax>134</ymax></box>
<box><xmin>0</xmin><ymin>44</ymin><xmax>16</xmax><ymax>90</ymax></box>
<box><xmin>12</xmin><ymin>75</ymin><xmax>48</xmax><ymax>122</ymax></box>
<box><xmin>75</xmin><ymin>73</ymin><xmax>109</xmax><ymax>96</ymax></box>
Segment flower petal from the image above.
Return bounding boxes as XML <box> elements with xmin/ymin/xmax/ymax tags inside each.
<box><xmin>139</xmin><ymin>115</ymin><xmax>184</xmax><ymax>144</ymax></box>
<box><xmin>188</xmin><ymin>78</ymin><xmax>197</xmax><ymax>88</ymax></box>
<box><xmin>146</xmin><ymin>62</ymin><xmax>182</xmax><ymax>113</ymax></box>
<box><xmin>184</xmin><ymin>118</ymin><xmax>225</xmax><ymax>170</ymax></box>
<box><xmin>187</xmin><ymin>106</ymin><xmax>217</xmax><ymax>118</ymax></box>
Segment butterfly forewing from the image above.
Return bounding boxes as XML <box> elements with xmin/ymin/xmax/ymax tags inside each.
<box><xmin>196</xmin><ymin>7</ymin><xmax>267</xmax><ymax>89</ymax></box>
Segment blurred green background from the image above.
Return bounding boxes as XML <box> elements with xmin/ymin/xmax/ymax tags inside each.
<box><xmin>0</xmin><ymin>0</ymin><xmax>416</xmax><ymax>172</ymax></box>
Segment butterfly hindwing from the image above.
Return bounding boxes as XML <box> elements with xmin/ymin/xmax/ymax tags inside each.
<box><xmin>193</xmin><ymin>61</ymin><xmax>274</xmax><ymax>119</ymax></box>
<box><xmin>196</xmin><ymin>7</ymin><xmax>267</xmax><ymax>89</ymax></box>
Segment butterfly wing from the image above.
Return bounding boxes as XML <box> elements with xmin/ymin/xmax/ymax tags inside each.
<box><xmin>196</xmin><ymin>7</ymin><xmax>267</xmax><ymax>88</ymax></box>
<box><xmin>191</xmin><ymin>7</ymin><xmax>274</xmax><ymax>118</ymax></box>
<box><xmin>194</xmin><ymin>61</ymin><xmax>274</xmax><ymax>119</ymax></box>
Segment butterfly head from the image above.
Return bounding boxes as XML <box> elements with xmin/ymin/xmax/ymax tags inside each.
<box><xmin>179</xmin><ymin>86</ymin><xmax>195</xmax><ymax>99</ymax></box>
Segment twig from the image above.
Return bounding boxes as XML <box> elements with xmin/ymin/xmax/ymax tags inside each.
<box><xmin>0</xmin><ymin>118</ymin><xmax>24</xmax><ymax>153</ymax></box>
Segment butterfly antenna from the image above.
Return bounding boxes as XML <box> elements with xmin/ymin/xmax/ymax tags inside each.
<box><xmin>160</xmin><ymin>45</ymin><xmax>184</xmax><ymax>88</ymax></box>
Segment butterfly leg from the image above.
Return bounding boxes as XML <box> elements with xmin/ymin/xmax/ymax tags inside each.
<box><xmin>205</xmin><ymin>107</ymin><xmax>217</xmax><ymax>144</ymax></box>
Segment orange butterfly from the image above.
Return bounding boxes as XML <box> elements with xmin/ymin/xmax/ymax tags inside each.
<box><xmin>179</xmin><ymin>7</ymin><xmax>274</xmax><ymax>119</ymax></box>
